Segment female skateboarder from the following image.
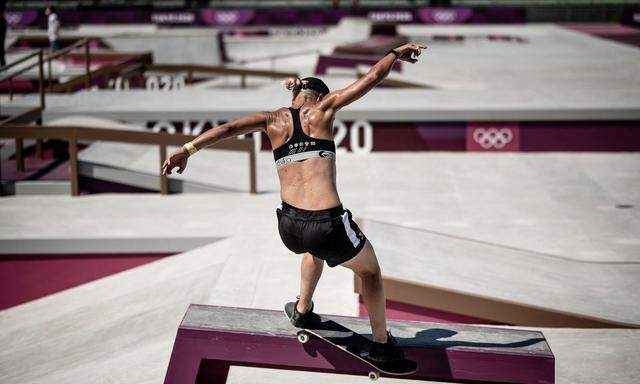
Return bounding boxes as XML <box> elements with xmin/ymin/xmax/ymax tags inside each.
<box><xmin>162</xmin><ymin>43</ymin><xmax>426</xmax><ymax>362</ymax></box>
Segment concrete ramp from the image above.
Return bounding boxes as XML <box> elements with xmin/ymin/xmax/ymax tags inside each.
<box><xmin>359</xmin><ymin>218</ymin><xmax>640</xmax><ymax>327</ymax></box>
<box><xmin>164</xmin><ymin>305</ymin><xmax>554</xmax><ymax>384</ymax></box>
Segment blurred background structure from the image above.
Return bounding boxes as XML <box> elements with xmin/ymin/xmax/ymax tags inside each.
<box><xmin>1</xmin><ymin>1</ymin><xmax>639</xmax><ymax>383</ymax></box>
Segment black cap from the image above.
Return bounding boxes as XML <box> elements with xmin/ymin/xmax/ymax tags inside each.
<box><xmin>301</xmin><ymin>77</ymin><xmax>330</xmax><ymax>95</ymax></box>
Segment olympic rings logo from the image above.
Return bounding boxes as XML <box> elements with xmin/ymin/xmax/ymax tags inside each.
<box><xmin>215</xmin><ymin>11</ymin><xmax>240</xmax><ymax>25</ymax></box>
<box><xmin>432</xmin><ymin>10</ymin><xmax>457</xmax><ymax>24</ymax></box>
<box><xmin>472</xmin><ymin>128</ymin><xmax>513</xmax><ymax>149</ymax></box>
<box><xmin>5</xmin><ymin>12</ymin><xmax>23</xmax><ymax>26</ymax></box>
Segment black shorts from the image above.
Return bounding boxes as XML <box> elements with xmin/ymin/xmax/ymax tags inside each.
<box><xmin>276</xmin><ymin>201</ymin><xmax>367</xmax><ymax>267</ymax></box>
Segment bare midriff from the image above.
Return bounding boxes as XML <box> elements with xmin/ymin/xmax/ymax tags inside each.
<box><xmin>277</xmin><ymin>157</ymin><xmax>341</xmax><ymax>211</ymax></box>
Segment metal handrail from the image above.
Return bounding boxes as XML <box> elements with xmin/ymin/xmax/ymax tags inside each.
<box><xmin>43</xmin><ymin>39</ymin><xmax>88</xmax><ymax>61</ymax></box>
<box><xmin>0</xmin><ymin>50</ymin><xmax>41</xmax><ymax>77</ymax></box>
<box><xmin>0</xmin><ymin>124</ymin><xmax>257</xmax><ymax>196</ymax></box>
<box><xmin>50</xmin><ymin>56</ymin><xmax>146</xmax><ymax>93</ymax></box>
<box><xmin>1</xmin><ymin>40</ymin><xmax>93</xmax><ymax>172</ymax></box>
<box><xmin>0</xmin><ymin>39</ymin><xmax>91</xmax><ymax>96</ymax></box>
<box><xmin>147</xmin><ymin>64</ymin><xmax>297</xmax><ymax>78</ymax></box>
<box><xmin>0</xmin><ymin>51</ymin><xmax>45</xmax><ymax>121</ymax></box>
<box><xmin>233</xmin><ymin>49</ymin><xmax>323</xmax><ymax>65</ymax></box>
<box><xmin>0</xmin><ymin>39</ymin><xmax>88</xmax><ymax>83</ymax></box>
<box><xmin>146</xmin><ymin>63</ymin><xmax>298</xmax><ymax>88</ymax></box>
<box><xmin>45</xmin><ymin>39</ymin><xmax>92</xmax><ymax>91</ymax></box>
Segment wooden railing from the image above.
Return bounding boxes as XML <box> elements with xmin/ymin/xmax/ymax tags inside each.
<box><xmin>0</xmin><ymin>125</ymin><xmax>257</xmax><ymax>196</ymax></box>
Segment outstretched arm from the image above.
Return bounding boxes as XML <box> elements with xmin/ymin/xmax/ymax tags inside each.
<box><xmin>319</xmin><ymin>43</ymin><xmax>427</xmax><ymax>112</ymax></box>
<box><xmin>185</xmin><ymin>112</ymin><xmax>268</xmax><ymax>151</ymax></box>
<box><xmin>161</xmin><ymin>112</ymin><xmax>269</xmax><ymax>175</ymax></box>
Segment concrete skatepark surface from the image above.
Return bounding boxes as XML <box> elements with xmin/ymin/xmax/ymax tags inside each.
<box><xmin>1</xmin><ymin>151</ymin><xmax>639</xmax><ymax>383</ymax></box>
<box><xmin>2</xmin><ymin>18</ymin><xmax>640</xmax><ymax>384</ymax></box>
<box><xmin>6</xmin><ymin>26</ymin><xmax>223</xmax><ymax>66</ymax></box>
<box><xmin>3</xmin><ymin>152</ymin><xmax>638</xmax><ymax>263</ymax></box>
<box><xmin>5</xmin><ymin>24</ymin><xmax>640</xmax><ymax>122</ymax></box>
<box><xmin>0</xmin><ymin>231</ymin><xmax>638</xmax><ymax>384</ymax></box>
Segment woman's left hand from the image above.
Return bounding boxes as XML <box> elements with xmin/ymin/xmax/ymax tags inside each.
<box><xmin>162</xmin><ymin>147</ymin><xmax>189</xmax><ymax>175</ymax></box>
<box><xmin>393</xmin><ymin>43</ymin><xmax>427</xmax><ymax>64</ymax></box>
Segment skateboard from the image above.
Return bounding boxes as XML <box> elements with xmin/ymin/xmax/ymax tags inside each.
<box><xmin>285</xmin><ymin>302</ymin><xmax>417</xmax><ymax>381</ymax></box>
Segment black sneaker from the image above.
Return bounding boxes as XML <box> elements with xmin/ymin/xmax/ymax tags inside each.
<box><xmin>288</xmin><ymin>297</ymin><xmax>314</xmax><ymax>328</ymax></box>
<box><xmin>367</xmin><ymin>330</ymin><xmax>405</xmax><ymax>363</ymax></box>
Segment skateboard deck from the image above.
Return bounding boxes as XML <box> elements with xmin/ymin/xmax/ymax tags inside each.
<box><xmin>284</xmin><ymin>302</ymin><xmax>417</xmax><ymax>380</ymax></box>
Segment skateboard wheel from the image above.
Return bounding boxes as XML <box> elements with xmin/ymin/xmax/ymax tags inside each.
<box><xmin>297</xmin><ymin>331</ymin><xmax>310</xmax><ymax>344</ymax></box>
<box><xmin>368</xmin><ymin>371</ymin><xmax>379</xmax><ymax>381</ymax></box>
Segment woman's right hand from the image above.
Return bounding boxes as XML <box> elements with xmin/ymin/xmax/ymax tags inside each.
<box><xmin>162</xmin><ymin>147</ymin><xmax>189</xmax><ymax>175</ymax></box>
<box><xmin>393</xmin><ymin>43</ymin><xmax>427</xmax><ymax>63</ymax></box>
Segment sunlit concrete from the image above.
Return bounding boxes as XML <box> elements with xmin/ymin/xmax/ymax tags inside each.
<box><xmin>6</xmin><ymin>26</ymin><xmax>223</xmax><ymax>66</ymax></box>
<box><xmin>2</xmin><ymin>20</ymin><xmax>640</xmax><ymax>384</ymax></box>
<box><xmin>3</xmin><ymin>152</ymin><xmax>639</xmax><ymax>263</ymax></box>
<box><xmin>5</xmin><ymin>24</ymin><xmax>640</xmax><ymax>122</ymax></box>
<box><xmin>1</xmin><ymin>152</ymin><xmax>638</xmax><ymax>328</ymax></box>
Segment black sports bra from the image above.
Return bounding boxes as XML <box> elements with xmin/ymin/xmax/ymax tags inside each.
<box><xmin>273</xmin><ymin>107</ymin><xmax>336</xmax><ymax>168</ymax></box>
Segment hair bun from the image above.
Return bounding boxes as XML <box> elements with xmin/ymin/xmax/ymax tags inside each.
<box><xmin>283</xmin><ymin>77</ymin><xmax>302</xmax><ymax>92</ymax></box>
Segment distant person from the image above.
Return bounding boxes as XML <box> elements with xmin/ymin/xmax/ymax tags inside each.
<box><xmin>163</xmin><ymin>43</ymin><xmax>427</xmax><ymax>363</ymax></box>
<box><xmin>1</xmin><ymin>3</ymin><xmax>6</xmax><ymax>66</ymax></box>
<box><xmin>45</xmin><ymin>6</ymin><xmax>60</xmax><ymax>52</ymax></box>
